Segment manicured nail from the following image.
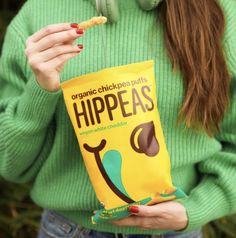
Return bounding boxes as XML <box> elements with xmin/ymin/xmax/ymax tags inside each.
<box><xmin>128</xmin><ymin>206</ymin><xmax>139</xmax><ymax>213</ymax></box>
<box><xmin>77</xmin><ymin>44</ymin><xmax>83</xmax><ymax>49</ymax></box>
<box><xmin>76</xmin><ymin>29</ymin><xmax>84</xmax><ymax>35</ymax></box>
<box><xmin>70</xmin><ymin>23</ymin><xmax>78</xmax><ymax>28</ymax></box>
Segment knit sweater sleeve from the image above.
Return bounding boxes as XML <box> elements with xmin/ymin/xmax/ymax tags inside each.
<box><xmin>178</xmin><ymin>0</ymin><xmax>236</xmax><ymax>230</ymax></box>
<box><xmin>0</xmin><ymin>21</ymin><xmax>61</xmax><ymax>183</ymax></box>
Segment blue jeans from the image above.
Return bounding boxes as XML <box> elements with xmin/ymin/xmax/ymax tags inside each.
<box><xmin>38</xmin><ymin>209</ymin><xmax>203</xmax><ymax>238</ymax></box>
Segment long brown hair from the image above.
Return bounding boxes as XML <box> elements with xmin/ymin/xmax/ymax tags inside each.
<box><xmin>159</xmin><ymin>0</ymin><xmax>231</xmax><ymax>136</ymax></box>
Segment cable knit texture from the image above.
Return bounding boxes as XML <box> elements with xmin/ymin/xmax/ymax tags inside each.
<box><xmin>0</xmin><ymin>0</ymin><xmax>236</xmax><ymax>235</ymax></box>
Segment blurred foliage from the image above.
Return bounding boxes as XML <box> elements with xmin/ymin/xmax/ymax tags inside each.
<box><xmin>0</xmin><ymin>179</ymin><xmax>42</xmax><ymax>238</ymax></box>
<box><xmin>0</xmin><ymin>0</ymin><xmax>236</xmax><ymax>238</ymax></box>
<box><xmin>0</xmin><ymin>0</ymin><xmax>25</xmax><ymax>52</ymax></box>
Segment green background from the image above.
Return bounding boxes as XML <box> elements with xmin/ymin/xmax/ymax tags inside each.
<box><xmin>0</xmin><ymin>0</ymin><xmax>235</xmax><ymax>237</ymax></box>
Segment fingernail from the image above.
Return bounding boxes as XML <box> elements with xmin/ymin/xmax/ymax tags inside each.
<box><xmin>128</xmin><ymin>206</ymin><xmax>139</xmax><ymax>213</ymax></box>
<box><xmin>77</xmin><ymin>44</ymin><xmax>83</xmax><ymax>49</ymax></box>
<box><xmin>70</xmin><ymin>23</ymin><xmax>78</xmax><ymax>28</ymax></box>
<box><xmin>76</xmin><ymin>29</ymin><xmax>84</xmax><ymax>35</ymax></box>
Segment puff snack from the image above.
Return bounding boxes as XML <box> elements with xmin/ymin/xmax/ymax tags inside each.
<box><xmin>77</xmin><ymin>16</ymin><xmax>107</xmax><ymax>30</ymax></box>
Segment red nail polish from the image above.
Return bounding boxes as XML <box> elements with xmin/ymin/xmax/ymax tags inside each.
<box><xmin>76</xmin><ymin>29</ymin><xmax>84</xmax><ymax>35</ymax></box>
<box><xmin>128</xmin><ymin>206</ymin><xmax>139</xmax><ymax>213</ymax></box>
<box><xmin>77</xmin><ymin>44</ymin><xmax>83</xmax><ymax>49</ymax></box>
<box><xmin>70</xmin><ymin>23</ymin><xmax>78</xmax><ymax>28</ymax></box>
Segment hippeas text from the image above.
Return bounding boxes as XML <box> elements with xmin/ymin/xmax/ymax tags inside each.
<box><xmin>71</xmin><ymin>77</ymin><xmax>154</xmax><ymax>128</ymax></box>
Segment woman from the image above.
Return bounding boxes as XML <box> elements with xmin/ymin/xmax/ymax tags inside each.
<box><xmin>0</xmin><ymin>0</ymin><xmax>235</xmax><ymax>237</ymax></box>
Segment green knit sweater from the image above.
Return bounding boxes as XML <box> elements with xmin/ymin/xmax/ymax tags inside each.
<box><xmin>0</xmin><ymin>0</ymin><xmax>236</xmax><ymax>235</ymax></box>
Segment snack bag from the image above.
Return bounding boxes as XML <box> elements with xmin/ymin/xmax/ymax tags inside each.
<box><xmin>61</xmin><ymin>60</ymin><xmax>186</xmax><ymax>224</ymax></box>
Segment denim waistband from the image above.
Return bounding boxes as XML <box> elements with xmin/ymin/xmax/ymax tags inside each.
<box><xmin>38</xmin><ymin>209</ymin><xmax>203</xmax><ymax>238</ymax></box>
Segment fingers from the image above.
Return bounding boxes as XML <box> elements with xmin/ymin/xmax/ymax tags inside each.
<box><xmin>128</xmin><ymin>204</ymin><xmax>164</xmax><ymax>217</ymax></box>
<box><xmin>63</xmin><ymin>39</ymin><xmax>76</xmax><ymax>45</ymax></box>
<box><xmin>30</xmin><ymin>43</ymin><xmax>83</xmax><ymax>63</ymax></box>
<box><xmin>37</xmin><ymin>28</ymin><xmax>84</xmax><ymax>52</ymax></box>
<box><xmin>27</xmin><ymin>23</ymin><xmax>73</xmax><ymax>43</ymax></box>
<box><xmin>26</xmin><ymin>28</ymin><xmax>84</xmax><ymax>54</ymax></box>
<box><xmin>44</xmin><ymin>51</ymin><xmax>81</xmax><ymax>69</ymax></box>
<box><xmin>111</xmin><ymin>216</ymin><xmax>141</xmax><ymax>227</ymax></box>
<box><xmin>111</xmin><ymin>202</ymin><xmax>188</xmax><ymax>231</ymax></box>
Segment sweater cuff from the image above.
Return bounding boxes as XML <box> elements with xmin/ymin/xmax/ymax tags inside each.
<box><xmin>176</xmin><ymin>177</ymin><xmax>230</xmax><ymax>231</ymax></box>
<box><xmin>16</xmin><ymin>76</ymin><xmax>61</xmax><ymax>129</ymax></box>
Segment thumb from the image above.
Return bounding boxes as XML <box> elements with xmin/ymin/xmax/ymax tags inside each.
<box><xmin>128</xmin><ymin>204</ymin><xmax>164</xmax><ymax>217</ymax></box>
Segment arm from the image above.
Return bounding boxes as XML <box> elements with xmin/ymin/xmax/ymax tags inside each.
<box><xmin>176</xmin><ymin>0</ymin><xmax>236</xmax><ymax>229</ymax></box>
<box><xmin>177</xmin><ymin>34</ymin><xmax>236</xmax><ymax>230</ymax></box>
<box><xmin>0</xmin><ymin>24</ymin><xmax>60</xmax><ymax>183</ymax></box>
<box><xmin>0</xmin><ymin>0</ymin><xmax>86</xmax><ymax>183</ymax></box>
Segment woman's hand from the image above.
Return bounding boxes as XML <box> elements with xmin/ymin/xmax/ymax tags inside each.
<box><xmin>25</xmin><ymin>23</ymin><xmax>84</xmax><ymax>92</ymax></box>
<box><xmin>111</xmin><ymin>201</ymin><xmax>188</xmax><ymax>231</ymax></box>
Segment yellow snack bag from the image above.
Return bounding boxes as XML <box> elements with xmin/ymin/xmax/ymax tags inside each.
<box><xmin>61</xmin><ymin>60</ymin><xmax>186</xmax><ymax>224</ymax></box>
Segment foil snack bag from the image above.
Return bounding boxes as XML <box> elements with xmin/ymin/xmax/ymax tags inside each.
<box><xmin>61</xmin><ymin>60</ymin><xmax>186</xmax><ymax>224</ymax></box>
